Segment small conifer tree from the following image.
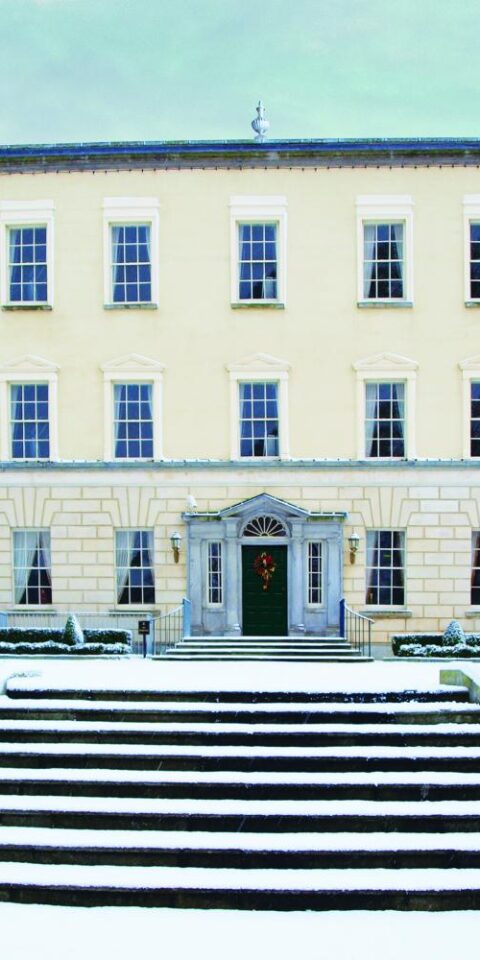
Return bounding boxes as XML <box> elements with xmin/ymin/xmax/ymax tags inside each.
<box><xmin>63</xmin><ymin>614</ymin><xmax>85</xmax><ymax>646</ymax></box>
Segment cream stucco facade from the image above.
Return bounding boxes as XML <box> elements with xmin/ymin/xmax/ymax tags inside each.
<box><xmin>1</xmin><ymin>138</ymin><xmax>480</xmax><ymax>645</ymax></box>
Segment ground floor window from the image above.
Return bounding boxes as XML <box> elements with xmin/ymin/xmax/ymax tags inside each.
<box><xmin>471</xmin><ymin>532</ymin><xmax>480</xmax><ymax>604</ymax></box>
<box><xmin>366</xmin><ymin>530</ymin><xmax>405</xmax><ymax>606</ymax></box>
<box><xmin>307</xmin><ymin>542</ymin><xmax>323</xmax><ymax>605</ymax></box>
<box><xmin>13</xmin><ymin>529</ymin><xmax>52</xmax><ymax>605</ymax></box>
<box><xmin>116</xmin><ymin>529</ymin><xmax>155</xmax><ymax>604</ymax></box>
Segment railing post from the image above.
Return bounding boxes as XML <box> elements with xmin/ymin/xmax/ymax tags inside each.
<box><xmin>183</xmin><ymin>598</ymin><xmax>192</xmax><ymax>638</ymax></box>
<box><xmin>339</xmin><ymin>598</ymin><xmax>345</xmax><ymax>639</ymax></box>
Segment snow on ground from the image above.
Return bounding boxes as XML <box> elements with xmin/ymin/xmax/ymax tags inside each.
<box><xmin>0</xmin><ymin>656</ymin><xmax>478</xmax><ymax>954</ymax></box>
<box><xmin>0</xmin><ymin>905</ymin><xmax>478</xmax><ymax>960</ymax></box>
<box><xmin>1</xmin><ymin>657</ymin><xmax>476</xmax><ymax>695</ymax></box>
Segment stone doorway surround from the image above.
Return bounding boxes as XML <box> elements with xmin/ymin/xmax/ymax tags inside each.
<box><xmin>183</xmin><ymin>493</ymin><xmax>346</xmax><ymax>637</ymax></box>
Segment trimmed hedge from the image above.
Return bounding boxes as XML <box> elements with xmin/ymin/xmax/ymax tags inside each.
<box><xmin>83</xmin><ymin>629</ymin><xmax>132</xmax><ymax>646</ymax></box>
<box><xmin>0</xmin><ymin>628</ymin><xmax>66</xmax><ymax>646</ymax></box>
<box><xmin>392</xmin><ymin>631</ymin><xmax>480</xmax><ymax>657</ymax></box>
<box><xmin>398</xmin><ymin>643</ymin><xmax>480</xmax><ymax>659</ymax></box>
<box><xmin>0</xmin><ymin>624</ymin><xmax>132</xmax><ymax>655</ymax></box>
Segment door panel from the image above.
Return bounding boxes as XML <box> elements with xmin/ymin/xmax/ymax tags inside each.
<box><xmin>242</xmin><ymin>545</ymin><xmax>288</xmax><ymax>636</ymax></box>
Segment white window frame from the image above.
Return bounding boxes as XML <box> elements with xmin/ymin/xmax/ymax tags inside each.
<box><xmin>458</xmin><ymin>355</ymin><xmax>480</xmax><ymax>458</ymax></box>
<box><xmin>103</xmin><ymin>197</ymin><xmax>159</xmax><ymax>307</ymax></box>
<box><xmin>115</xmin><ymin>529</ymin><xmax>155</xmax><ymax>606</ymax></box>
<box><xmin>353</xmin><ymin>353</ymin><xmax>418</xmax><ymax>459</ymax></box>
<box><xmin>0</xmin><ymin>355</ymin><xmax>59</xmax><ymax>461</ymax></box>
<box><xmin>12</xmin><ymin>528</ymin><xmax>52</xmax><ymax>606</ymax></box>
<box><xmin>463</xmin><ymin>196</ymin><xmax>480</xmax><ymax>304</ymax></box>
<box><xmin>356</xmin><ymin>195</ymin><xmax>414</xmax><ymax>306</ymax></box>
<box><xmin>365</xmin><ymin>529</ymin><xmax>406</xmax><ymax>609</ymax></box>
<box><xmin>0</xmin><ymin>200</ymin><xmax>54</xmax><ymax>308</ymax></box>
<box><xmin>226</xmin><ymin>353</ymin><xmax>291</xmax><ymax>460</ymax></box>
<box><xmin>206</xmin><ymin>541</ymin><xmax>223</xmax><ymax>607</ymax></box>
<box><xmin>229</xmin><ymin>196</ymin><xmax>287</xmax><ymax>306</ymax></box>
<box><xmin>306</xmin><ymin>541</ymin><xmax>324</xmax><ymax>609</ymax></box>
<box><xmin>101</xmin><ymin>354</ymin><xmax>165</xmax><ymax>460</ymax></box>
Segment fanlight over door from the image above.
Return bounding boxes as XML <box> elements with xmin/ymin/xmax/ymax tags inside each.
<box><xmin>242</xmin><ymin>516</ymin><xmax>287</xmax><ymax>537</ymax></box>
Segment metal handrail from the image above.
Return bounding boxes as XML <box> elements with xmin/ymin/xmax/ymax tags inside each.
<box><xmin>339</xmin><ymin>598</ymin><xmax>373</xmax><ymax>657</ymax></box>
<box><xmin>151</xmin><ymin>598</ymin><xmax>191</xmax><ymax>656</ymax></box>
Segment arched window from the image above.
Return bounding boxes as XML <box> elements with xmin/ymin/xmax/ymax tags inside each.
<box><xmin>242</xmin><ymin>516</ymin><xmax>287</xmax><ymax>537</ymax></box>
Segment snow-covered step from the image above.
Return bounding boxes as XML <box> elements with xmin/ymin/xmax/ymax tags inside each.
<box><xmin>0</xmin><ymin>861</ymin><xmax>480</xmax><ymax>909</ymax></box>
<box><xmin>6</xmin><ymin>683</ymin><xmax>468</xmax><ymax>703</ymax></box>
<box><xmin>1</xmin><ymin>741</ymin><xmax>480</xmax><ymax>772</ymax></box>
<box><xmin>0</xmin><ymin>795</ymin><xmax>480</xmax><ymax>835</ymax></box>
<box><xmin>1</xmin><ymin>696</ymin><xmax>478</xmax><ymax>725</ymax></box>
<box><xmin>1</xmin><ymin>766</ymin><xmax>480</xmax><ymax>802</ymax></box>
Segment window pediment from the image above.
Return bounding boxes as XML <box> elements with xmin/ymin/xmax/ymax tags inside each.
<box><xmin>101</xmin><ymin>354</ymin><xmax>165</xmax><ymax>374</ymax></box>
<box><xmin>353</xmin><ymin>352</ymin><xmax>418</xmax><ymax>373</ymax></box>
<box><xmin>0</xmin><ymin>354</ymin><xmax>59</xmax><ymax>374</ymax></box>
<box><xmin>226</xmin><ymin>353</ymin><xmax>291</xmax><ymax>375</ymax></box>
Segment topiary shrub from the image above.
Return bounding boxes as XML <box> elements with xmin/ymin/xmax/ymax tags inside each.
<box><xmin>442</xmin><ymin>619</ymin><xmax>466</xmax><ymax>645</ymax></box>
<box><xmin>63</xmin><ymin>614</ymin><xmax>84</xmax><ymax>646</ymax></box>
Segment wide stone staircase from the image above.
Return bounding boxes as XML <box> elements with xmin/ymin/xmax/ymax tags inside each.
<box><xmin>161</xmin><ymin>636</ymin><xmax>370</xmax><ymax>661</ymax></box>
<box><xmin>0</xmin><ymin>678</ymin><xmax>480</xmax><ymax>908</ymax></box>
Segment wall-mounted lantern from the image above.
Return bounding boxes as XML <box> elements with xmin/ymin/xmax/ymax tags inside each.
<box><xmin>348</xmin><ymin>531</ymin><xmax>360</xmax><ymax>564</ymax></box>
<box><xmin>170</xmin><ymin>531</ymin><xmax>182</xmax><ymax>564</ymax></box>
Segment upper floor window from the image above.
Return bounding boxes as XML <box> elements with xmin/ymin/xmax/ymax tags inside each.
<box><xmin>363</xmin><ymin>223</ymin><xmax>404</xmax><ymax>300</ymax></box>
<box><xmin>230</xmin><ymin>196</ymin><xmax>287</xmax><ymax>307</ymax></box>
<box><xmin>101</xmin><ymin>354</ymin><xmax>165</xmax><ymax>461</ymax></box>
<box><xmin>0</xmin><ymin>200</ymin><xmax>54</xmax><ymax>308</ymax></box>
<box><xmin>111</xmin><ymin>224</ymin><xmax>151</xmax><ymax>304</ymax></box>
<box><xmin>114</xmin><ymin>382</ymin><xmax>153</xmax><ymax>459</ymax></box>
<box><xmin>13</xmin><ymin>529</ymin><xmax>52</xmax><ymax>605</ymax></box>
<box><xmin>354</xmin><ymin>353</ymin><xmax>417</xmax><ymax>460</ymax></box>
<box><xmin>470</xmin><ymin>382</ymin><xmax>480</xmax><ymax>457</ymax></box>
<box><xmin>9</xmin><ymin>226</ymin><xmax>48</xmax><ymax>303</ymax></box>
<box><xmin>11</xmin><ymin>383</ymin><xmax>50</xmax><ymax>459</ymax></box>
<box><xmin>116</xmin><ymin>529</ymin><xmax>155</xmax><ymax>605</ymax></box>
<box><xmin>356</xmin><ymin>196</ymin><xmax>413</xmax><ymax>306</ymax></box>
<box><xmin>366</xmin><ymin>530</ymin><xmax>405</xmax><ymax>607</ymax></box>
<box><xmin>227</xmin><ymin>353</ymin><xmax>291</xmax><ymax>460</ymax></box>
<box><xmin>238</xmin><ymin>223</ymin><xmax>277</xmax><ymax>301</ymax></box>
<box><xmin>239</xmin><ymin>381</ymin><xmax>279</xmax><ymax>457</ymax></box>
<box><xmin>365</xmin><ymin>382</ymin><xmax>405</xmax><ymax>458</ymax></box>
<box><xmin>103</xmin><ymin>198</ymin><xmax>159</xmax><ymax>308</ymax></box>
<box><xmin>469</xmin><ymin>223</ymin><xmax>480</xmax><ymax>301</ymax></box>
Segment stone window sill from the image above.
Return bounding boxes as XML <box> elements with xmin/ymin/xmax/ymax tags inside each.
<box><xmin>357</xmin><ymin>301</ymin><xmax>413</xmax><ymax>309</ymax></box>
<box><xmin>104</xmin><ymin>303</ymin><xmax>158</xmax><ymax>310</ymax></box>
<box><xmin>465</xmin><ymin>301</ymin><xmax>480</xmax><ymax>308</ymax></box>
<box><xmin>231</xmin><ymin>302</ymin><xmax>285</xmax><ymax>310</ymax></box>
<box><xmin>2</xmin><ymin>304</ymin><xmax>52</xmax><ymax>311</ymax></box>
<box><xmin>360</xmin><ymin>608</ymin><xmax>413</xmax><ymax>619</ymax></box>
<box><xmin>464</xmin><ymin>608</ymin><xmax>480</xmax><ymax>618</ymax></box>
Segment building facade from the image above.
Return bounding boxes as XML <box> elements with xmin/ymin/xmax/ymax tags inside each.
<box><xmin>1</xmin><ymin>137</ymin><xmax>480</xmax><ymax>644</ymax></box>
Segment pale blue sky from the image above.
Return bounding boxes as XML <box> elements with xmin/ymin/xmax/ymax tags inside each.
<box><xmin>1</xmin><ymin>0</ymin><xmax>479</xmax><ymax>144</ymax></box>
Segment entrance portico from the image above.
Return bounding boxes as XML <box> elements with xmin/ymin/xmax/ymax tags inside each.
<box><xmin>183</xmin><ymin>493</ymin><xmax>345</xmax><ymax>637</ymax></box>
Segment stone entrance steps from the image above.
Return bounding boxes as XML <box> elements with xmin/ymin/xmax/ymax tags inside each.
<box><xmin>161</xmin><ymin>636</ymin><xmax>369</xmax><ymax>661</ymax></box>
<box><xmin>0</xmin><ymin>679</ymin><xmax>479</xmax><ymax>908</ymax></box>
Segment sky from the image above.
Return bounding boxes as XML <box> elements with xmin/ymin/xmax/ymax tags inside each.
<box><xmin>1</xmin><ymin>0</ymin><xmax>480</xmax><ymax>144</ymax></box>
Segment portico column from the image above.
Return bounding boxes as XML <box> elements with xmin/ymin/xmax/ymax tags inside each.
<box><xmin>188</xmin><ymin>535</ymin><xmax>203</xmax><ymax>635</ymax></box>
<box><xmin>224</xmin><ymin>520</ymin><xmax>241</xmax><ymax>635</ymax></box>
<box><xmin>289</xmin><ymin>521</ymin><xmax>305</xmax><ymax>634</ymax></box>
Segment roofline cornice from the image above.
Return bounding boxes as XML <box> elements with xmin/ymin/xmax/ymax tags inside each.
<box><xmin>2</xmin><ymin>138</ymin><xmax>480</xmax><ymax>173</ymax></box>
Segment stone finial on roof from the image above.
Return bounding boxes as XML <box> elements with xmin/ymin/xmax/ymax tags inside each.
<box><xmin>251</xmin><ymin>101</ymin><xmax>269</xmax><ymax>142</ymax></box>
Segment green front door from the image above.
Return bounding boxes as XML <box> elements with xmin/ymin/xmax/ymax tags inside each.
<box><xmin>242</xmin><ymin>545</ymin><xmax>288</xmax><ymax>636</ymax></box>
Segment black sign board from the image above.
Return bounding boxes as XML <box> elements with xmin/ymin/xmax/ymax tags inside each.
<box><xmin>138</xmin><ymin>620</ymin><xmax>150</xmax><ymax>636</ymax></box>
